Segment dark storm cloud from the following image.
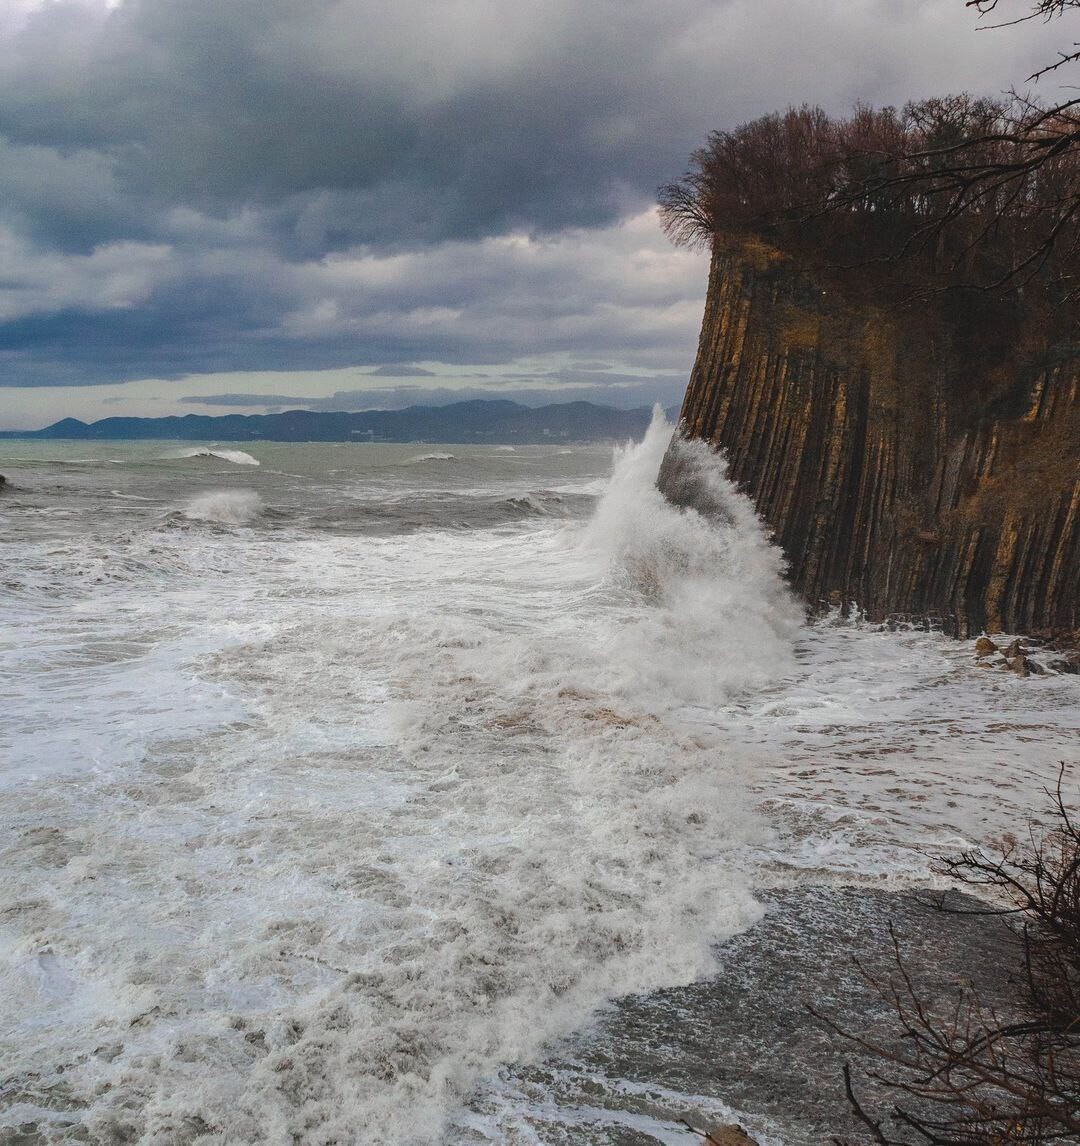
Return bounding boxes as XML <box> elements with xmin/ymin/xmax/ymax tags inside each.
<box><xmin>0</xmin><ymin>0</ymin><xmax>1066</xmax><ymax>397</ymax></box>
<box><xmin>1</xmin><ymin>0</ymin><xmax>663</xmax><ymax>251</ymax></box>
<box><xmin>0</xmin><ymin>210</ymin><xmax>712</xmax><ymax>387</ymax></box>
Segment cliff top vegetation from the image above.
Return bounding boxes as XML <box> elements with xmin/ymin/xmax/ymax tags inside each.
<box><xmin>659</xmin><ymin>95</ymin><xmax>1079</xmax><ymax>306</ymax></box>
<box><xmin>662</xmin><ymin>1</ymin><xmax>1080</xmax><ymax>303</ymax></box>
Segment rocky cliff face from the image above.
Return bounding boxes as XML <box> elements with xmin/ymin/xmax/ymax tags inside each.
<box><xmin>659</xmin><ymin>238</ymin><xmax>1079</xmax><ymax>639</ymax></box>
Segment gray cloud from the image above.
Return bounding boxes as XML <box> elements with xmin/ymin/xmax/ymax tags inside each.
<box><xmin>0</xmin><ymin>209</ymin><xmax>711</xmax><ymax>386</ymax></box>
<box><xmin>0</xmin><ymin>0</ymin><xmax>1067</xmax><ymax>404</ymax></box>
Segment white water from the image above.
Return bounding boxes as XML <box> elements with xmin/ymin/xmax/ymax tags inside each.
<box><xmin>1</xmin><ymin>418</ymin><xmax>1077</xmax><ymax>1144</ymax></box>
<box><xmin>182</xmin><ymin>489</ymin><xmax>263</xmax><ymax>524</ymax></box>
<box><xmin>164</xmin><ymin>446</ymin><xmax>261</xmax><ymax>466</ymax></box>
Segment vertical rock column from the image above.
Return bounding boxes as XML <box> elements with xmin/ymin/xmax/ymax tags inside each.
<box><xmin>660</xmin><ymin>238</ymin><xmax>1080</xmax><ymax>639</ymax></box>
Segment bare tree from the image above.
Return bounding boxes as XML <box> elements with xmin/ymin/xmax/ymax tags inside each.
<box><xmin>815</xmin><ymin>768</ymin><xmax>1080</xmax><ymax>1145</ymax></box>
<box><xmin>660</xmin><ymin>3</ymin><xmax>1080</xmax><ymax>296</ymax></box>
<box><xmin>659</xmin><ymin>97</ymin><xmax>1080</xmax><ymax>298</ymax></box>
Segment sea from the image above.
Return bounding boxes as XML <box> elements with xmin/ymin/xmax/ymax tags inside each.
<box><xmin>1</xmin><ymin>413</ymin><xmax>1077</xmax><ymax>1145</ymax></box>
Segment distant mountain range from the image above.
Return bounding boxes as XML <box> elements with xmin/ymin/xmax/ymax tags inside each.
<box><xmin>0</xmin><ymin>399</ymin><xmax>672</xmax><ymax>444</ymax></box>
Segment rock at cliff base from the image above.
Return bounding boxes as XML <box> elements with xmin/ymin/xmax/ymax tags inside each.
<box><xmin>1004</xmin><ymin>653</ymin><xmax>1044</xmax><ymax>677</ymax></box>
<box><xmin>975</xmin><ymin>636</ymin><xmax>998</xmax><ymax>657</ymax></box>
<box><xmin>701</xmin><ymin>1126</ymin><xmax>759</xmax><ymax>1145</ymax></box>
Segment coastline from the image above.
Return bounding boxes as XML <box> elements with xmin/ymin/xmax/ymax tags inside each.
<box><xmin>459</xmin><ymin>886</ymin><xmax>1021</xmax><ymax>1144</ymax></box>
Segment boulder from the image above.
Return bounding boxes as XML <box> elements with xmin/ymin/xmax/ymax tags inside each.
<box><xmin>701</xmin><ymin>1127</ymin><xmax>759</xmax><ymax>1146</ymax></box>
<box><xmin>1047</xmin><ymin>649</ymin><xmax>1080</xmax><ymax>675</ymax></box>
<box><xmin>975</xmin><ymin>636</ymin><xmax>998</xmax><ymax>657</ymax></box>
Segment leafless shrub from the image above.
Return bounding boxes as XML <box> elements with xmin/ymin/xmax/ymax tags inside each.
<box><xmin>816</xmin><ymin>766</ymin><xmax>1080</xmax><ymax>1144</ymax></box>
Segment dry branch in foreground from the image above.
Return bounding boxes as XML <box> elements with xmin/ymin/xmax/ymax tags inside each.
<box><xmin>816</xmin><ymin>767</ymin><xmax>1080</xmax><ymax>1144</ymax></box>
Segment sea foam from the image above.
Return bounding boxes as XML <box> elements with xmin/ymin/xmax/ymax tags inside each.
<box><xmin>0</xmin><ymin>414</ymin><xmax>797</xmax><ymax>1144</ymax></box>
<box><xmin>182</xmin><ymin>489</ymin><xmax>263</xmax><ymax>524</ymax></box>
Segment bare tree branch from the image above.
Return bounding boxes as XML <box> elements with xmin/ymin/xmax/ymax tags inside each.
<box><xmin>818</xmin><ymin>766</ymin><xmax>1080</xmax><ymax>1145</ymax></box>
<box><xmin>660</xmin><ymin>4</ymin><xmax>1080</xmax><ymax>298</ymax></box>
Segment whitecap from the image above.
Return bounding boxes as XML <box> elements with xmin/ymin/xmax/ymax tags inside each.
<box><xmin>181</xmin><ymin>489</ymin><xmax>262</xmax><ymax>524</ymax></box>
<box><xmin>163</xmin><ymin>447</ymin><xmax>260</xmax><ymax>466</ymax></box>
<box><xmin>408</xmin><ymin>452</ymin><xmax>456</xmax><ymax>463</ymax></box>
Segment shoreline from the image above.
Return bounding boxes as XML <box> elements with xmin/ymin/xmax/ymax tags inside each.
<box><xmin>458</xmin><ymin>885</ymin><xmax>1021</xmax><ymax>1144</ymax></box>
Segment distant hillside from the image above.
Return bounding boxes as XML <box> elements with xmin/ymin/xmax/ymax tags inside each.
<box><xmin>0</xmin><ymin>399</ymin><xmax>666</xmax><ymax>444</ymax></box>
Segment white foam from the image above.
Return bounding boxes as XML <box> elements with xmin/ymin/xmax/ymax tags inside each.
<box><xmin>457</xmin><ymin>1070</ymin><xmax>784</xmax><ymax>1145</ymax></box>
<box><xmin>0</xmin><ymin>413</ymin><xmax>797</xmax><ymax>1143</ymax></box>
<box><xmin>736</xmin><ymin>619</ymin><xmax>1080</xmax><ymax>885</ymax></box>
<box><xmin>181</xmin><ymin>489</ymin><xmax>263</xmax><ymax>524</ymax></box>
<box><xmin>580</xmin><ymin>410</ymin><xmax>803</xmax><ymax>705</ymax></box>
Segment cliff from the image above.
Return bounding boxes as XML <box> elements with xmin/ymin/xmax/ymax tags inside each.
<box><xmin>659</xmin><ymin>237</ymin><xmax>1080</xmax><ymax>639</ymax></box>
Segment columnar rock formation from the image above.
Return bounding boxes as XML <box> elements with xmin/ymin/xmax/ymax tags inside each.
<box><xmin>660</xmin><ymin>236</ymin><xmax>1079</xmax><ymax>638</ymax></box>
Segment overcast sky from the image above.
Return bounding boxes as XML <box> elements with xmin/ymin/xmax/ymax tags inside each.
<box><xmin>0</xmin><ymin>0</ymin><xmax>1066</xmax><ymax>428</ymax></box>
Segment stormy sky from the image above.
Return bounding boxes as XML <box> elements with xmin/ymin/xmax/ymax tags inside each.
<box><xmin>0</xmin><ymin>0</ymin><xmax>1065</xmax><ymax>428</ymax></box>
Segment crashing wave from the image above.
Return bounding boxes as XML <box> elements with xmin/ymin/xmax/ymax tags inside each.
<box><xmin>164</xmin><ymin>447</ymin><xmax>260</xmax><ymax>466</ymax></box>
<box><xmin>180</xmin><ymin>489</ymin><xmax>262</xmax><ymax>524</ymax></box>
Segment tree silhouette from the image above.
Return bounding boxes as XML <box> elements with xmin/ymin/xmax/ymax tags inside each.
<box><xmin>817</xmin><ymin>769</ymin><xmax>1080</xmax><ymax>1145</ymax></box>
<box><xmin>660</xmin><ymin>3</ymin><xmax>1080</xmax><ymax>297</ymax></box>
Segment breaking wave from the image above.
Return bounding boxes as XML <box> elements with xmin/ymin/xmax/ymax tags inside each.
<box><xmin>0</xmin><ymin>416</ymin><xmax>803</xmax><ymax>1143</ymax></box>
<box><xmin>164</xmin><ymin>447</ymin><xmax>260</xmax><ymax>466</ymax></box>
<box><xmin>181</xmin><ymin>489</ymin><xmax>263</xmax><ymax>524</ymax></box>
<box><xmin>584</xmin><ymin>409</ymin><xmax>804</xmax><ymax>703</ymax></box>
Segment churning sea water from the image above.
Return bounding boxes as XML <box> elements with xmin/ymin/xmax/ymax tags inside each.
<box><xmin>1</xmin><ymin>415</ymin><xmax>1077</xmax><ymax>1144</ymax></box>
